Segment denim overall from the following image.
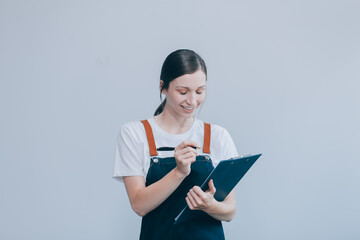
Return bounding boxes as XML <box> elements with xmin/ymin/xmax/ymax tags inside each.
<box><xmin>139</xmin><ymin>120</ymin><xmax>225</xmax><ymax>240</ymax></box>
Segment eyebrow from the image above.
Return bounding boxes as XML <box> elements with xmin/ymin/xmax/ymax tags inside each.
<box><xmin>175</xmin><ymin>85</ymin><xmax>206</xmax><ymax>90</ymax></box>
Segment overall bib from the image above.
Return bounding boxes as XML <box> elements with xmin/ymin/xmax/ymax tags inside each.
<box><xmin>139</xmin><ymin>120</ymin><xmax>225</xmax><ymax>240</ymax></box>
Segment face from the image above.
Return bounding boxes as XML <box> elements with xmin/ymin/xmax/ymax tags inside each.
<box><xmin>162</xmin><ymin>70</ymin><xmax>207</xmax><ymax>119</ymax></box>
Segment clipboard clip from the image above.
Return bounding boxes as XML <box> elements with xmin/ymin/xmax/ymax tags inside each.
<box><xmin>231</xmin><ymin>154</ymin><xmax>252</xmax><ymax>159</ymax></box>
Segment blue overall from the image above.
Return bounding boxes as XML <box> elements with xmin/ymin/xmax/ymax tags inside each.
<box><xmin>139</xmin><ymin>120</ymin><xmax>225</xmax><ymax>240</ymax></box>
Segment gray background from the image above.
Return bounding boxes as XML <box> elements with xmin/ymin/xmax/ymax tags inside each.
<box><xmin>1</xmin><ymin>0</ymin><xmax>359</xmax><ymax>239</ymax></box>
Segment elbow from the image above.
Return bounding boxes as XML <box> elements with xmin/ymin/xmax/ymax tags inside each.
<box><xmin>223</xmin><ymin>214</ymin><xmax>235</xmax><ymax>222</ymax></box>
<box><xmin>131</xmin><ymin>203</ymin><xmax>148</xmax><ymax>217</ymax></box>
<box><xmin>224</xmin><ymin>208</ymin><xmax>236</xmax><ymax>222</ymax></box>
<box><xmin>128</xmin><ymin>191</ymin><xmax>150</xmax><ymax>217</ymax></box>
<box><xmin>223</xmin><ymin>216</ymin><xmax>234</xmax><ymax>222</ymax></box>
<box><xmin>134</xmin><ymin>210</ymin><xmax>146</xmax><ymax>217</ymax></box>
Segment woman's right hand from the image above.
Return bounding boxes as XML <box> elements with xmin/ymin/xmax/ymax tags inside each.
<box><xmin>174</xmin><ymin>140</ymin><xmax>199</xmax><ymax>177</ymax></box>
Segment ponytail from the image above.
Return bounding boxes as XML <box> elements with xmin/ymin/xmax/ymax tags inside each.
<box><xmin>154</xmin><ymin>98</ymin><xmax>166</xmax><ymax>116</ymax></box>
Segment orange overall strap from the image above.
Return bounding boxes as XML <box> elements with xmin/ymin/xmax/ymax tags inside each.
<box><xmin>141</xmin><ymin>120</ymin><xmax>158</xmax><ymax>156</ymax></box>
<box><xmin>203</xmin><ymin>122</ymin><xmax>211</xmax><ymax>154</ymax></box>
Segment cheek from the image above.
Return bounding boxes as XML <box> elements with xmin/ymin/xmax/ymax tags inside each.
<box><xmin>198</xmin><ymin>94</ymin><xmax>206</xmax><ymax>103</ymax></box>
<box><xmin>169</xmin><ymin>93</ymin><xmax>184</xmax><ymax>104</ymax></box>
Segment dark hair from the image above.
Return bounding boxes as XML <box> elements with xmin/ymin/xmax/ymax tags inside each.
<box><xmin>154</xmin><ymin>49</ymin><xmax>207</xmax><ymax>116</ymax></box>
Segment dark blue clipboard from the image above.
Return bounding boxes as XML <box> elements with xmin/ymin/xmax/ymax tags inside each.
<box><xmin>174</xmin><ymin>153</ymin><xmax>262</xmax><ymax>224</ymax></box>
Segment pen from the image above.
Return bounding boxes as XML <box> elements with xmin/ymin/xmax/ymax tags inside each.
<box><xmin>190</xmin><ymin>146</ymin><xmax>201</xmax><ymax>150</ymax></box>
<box><xmin>157</xmin><ymin>146</ymin><xmax>201</xmax><ymax>151</ymax></box>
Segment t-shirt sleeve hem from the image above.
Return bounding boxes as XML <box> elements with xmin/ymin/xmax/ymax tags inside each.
<box><xmin>112</xmin><ymin>171</ymin><xmax>145</xmax><ymax>183</ymax></box>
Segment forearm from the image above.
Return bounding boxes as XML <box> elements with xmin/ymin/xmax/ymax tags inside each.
<box><xmin>204</xmin><ymin>197</ymin><xmax>236</xmax><ymax>222</ymax></box>
<box><xmin>124</xmin><ymin>169</ymin><xmax>186</xmax><ymax>217</ymax></box>
<box><xmin>186</xmin><ymin>183</ymin><xmax>237</xmax><ymax>222</ymax></box>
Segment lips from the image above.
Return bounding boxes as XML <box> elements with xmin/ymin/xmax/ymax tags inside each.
<box><xmin>181</xmin><ymin>105</ymin><xmax>196</xmax><ymax>110</ymax></box>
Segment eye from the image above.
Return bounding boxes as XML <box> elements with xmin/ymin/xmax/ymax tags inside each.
<box><xmin>179</xmin><ymin>91</ymin><xmax>187</xmax><ymax>95</ymax></box>
<box><xmin>196</xmin><ymin>91</ymin><xmax>203</xmax><ymax>95</ymax></box>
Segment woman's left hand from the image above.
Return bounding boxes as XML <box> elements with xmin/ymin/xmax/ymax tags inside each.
<box><xmin>185</xmin><ymin>179</ymin><xmax>217</xmax><ymax>211</ymax></box>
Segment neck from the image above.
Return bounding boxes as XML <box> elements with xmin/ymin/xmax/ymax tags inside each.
<box><xmin>154</xmin><ymin>109</ymin><xmax>195</xmax><ymax>135</ymax></box>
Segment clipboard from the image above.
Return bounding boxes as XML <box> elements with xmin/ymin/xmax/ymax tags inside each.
<box><xmin>174</xmin><ymin>153</ymin><xmax>262</xmax><ymax>224</ymax></box>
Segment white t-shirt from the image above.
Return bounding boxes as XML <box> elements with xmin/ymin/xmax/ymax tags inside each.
<box><xmin>113</xmin><ymin>118</ymin><xmax>238</xmax><ymax>182</ymax></box>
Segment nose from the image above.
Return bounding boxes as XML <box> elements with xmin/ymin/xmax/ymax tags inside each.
<box><xmin>186</xmin><ymin>92</ymin><xmax>197</xmax><ymax>106</ymax></box>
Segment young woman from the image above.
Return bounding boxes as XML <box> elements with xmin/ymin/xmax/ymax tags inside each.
<box><xmin>113</xmin><ymin>49</ymin><xmax>238</xmax><ymax>239</ymax></box>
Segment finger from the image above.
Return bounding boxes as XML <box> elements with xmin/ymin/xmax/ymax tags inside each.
<box><xmin>175</xmin><ymin>140</ymin><xmax>198</xmax><ymax>152</ymax></box>
<box><xmin>183</xmin><ymin>140</ymin><xmax>198</xmax><ymax>148</ymax></box>
<box><xmin>208</xmin><ymin>179</ymin><xmax>216</xmax><ymax>195</ymax></box>
<box><xmin>178</xmin><ymin>152</ymin><xmax>197</xmax><ymax>162</ymax></box>
<box><xmin>186</xmin><ymin>146</ymin><xmax>199</xmax><ymax>156</ymax></box>
<box><xmin>189</xmin><ymin>188</ymin><xmax>204</xmax><ymax>206</ymax></box>
<box><xmin>185</xmin><ymin>146</ymin><xmax>199</xmax><ymax>155</ymax></box>
<box><xmin>191</xmin><ymin>186</ymin><xmax>208</xmax><ymax>201</ymax></box>
<box><xmin>186</xmin><ymin>197</ymin><xmax>195</xmax><ymax>210</ymax></box>
<box><xmin>174</xmin><ymin>141</ymin><xmax>189</xmax><ymax>151</ymax></box>
<box><xmin>175</xmin><ymin>146</ymin><xmax>197</xmax><ymax>156</ymax></box>
<box><xmin>177</xmin><ymin>152</ymin><xmax>196</xmax><ymax>164</ymax></box>
<box><xmin>184</xmin><ymin>152</ymin><xmax>197</xmax><ymax>163</ymax></box>
<box><xmin>183</xmin><ymin>151</ymin><xmax>197</xmax><ymax>159</ymax></box>
<box><xmin>187</xmin><ymin>192</ymin><xmax>197</xmax><ymax>209</ymax></box>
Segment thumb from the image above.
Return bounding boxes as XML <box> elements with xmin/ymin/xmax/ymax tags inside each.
<box><xmin>208</xmin><ymin>179</ymin><xmax>216</xmax><ymax>195</ymax></box>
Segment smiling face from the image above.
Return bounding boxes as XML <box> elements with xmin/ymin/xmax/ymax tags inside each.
<box><xmin>162</xmin><ymin>70</ymin><xmax>206</xmax><ymax>119</ymax></box>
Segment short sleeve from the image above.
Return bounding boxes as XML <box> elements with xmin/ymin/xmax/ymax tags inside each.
<box><xmin>113</xmin><ymin>123</ymin><xmax>145</xmax><ymax>182</ymax></box>
<box><xmin>209</xmin><ymin>123</ymin><xmax>239</xmax><ymax>166</ymax></box>
<box><xmin>220</xmin><ymin>128</ymin><xmax>238</xmax><ymax>160</ymax></box>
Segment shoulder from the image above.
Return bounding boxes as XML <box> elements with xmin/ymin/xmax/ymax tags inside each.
<box><xmin>209</xmin><ymin>122</ymin><xmax>238</xmax><ymax>160</ymax></box>
<box><xmin>118</xmin><ymin>120</ymin><xmax>146</xmax><ymax>142</ymax></box>
<box><xmin>204</xmin><ymin>121</ymin><xmax>232</xmax><ymax>139</ymax></box>
<box><xmin>195</xmin><ymin>119</ymin><xmax>234</xmax><ymax>142</ymax></box>
<box><xmin>120</xmin><ymin>120</ymin><xmax>143</xmax><ymax>131</ymax></box>
<box><xmin>194</xmin><ymin>119</ymin><xmax>230</xmax><ymax>134</ymax></box>
<box><xmin>210</xmin><ymin>123</ymin><xmax>228</xmax><ymax>133</ymax></box>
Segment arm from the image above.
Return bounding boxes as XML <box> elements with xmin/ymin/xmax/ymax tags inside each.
<box><xmin>124</xmin><ymin>140</ymin><xmax>199</xmax><ymax>217</ymax></box>
<box><xmin>185</xmin><ymin>179</ymin><xmax>236</xmax><ymax>222</ymax></box>
<box><xmin>123</xmin><ymin>169</ymin><xmax>186</xmax><ymax>217</ymax></box>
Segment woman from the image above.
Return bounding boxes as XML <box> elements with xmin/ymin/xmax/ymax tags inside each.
<box><xmin>113</xmin><ymin>49</ymin><xmax>238</xmax><ymax>239</ymax></box>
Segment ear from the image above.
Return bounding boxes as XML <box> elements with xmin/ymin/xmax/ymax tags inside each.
<box><xmin>160</xmin><ymin>80</ymin><xmax>167</xmax><ymax>95</ymax></box>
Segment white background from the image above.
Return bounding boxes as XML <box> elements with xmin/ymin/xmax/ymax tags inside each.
<box><xmin>1</xmin><ymin>1</ymin><xmax>359</xmax><ymax>239</ymax></box>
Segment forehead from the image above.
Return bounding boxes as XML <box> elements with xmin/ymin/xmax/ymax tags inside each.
<box><xmin>171</xmin><ymin>70</ymin><xmax>207</xmax><ymax>88</ymax></box>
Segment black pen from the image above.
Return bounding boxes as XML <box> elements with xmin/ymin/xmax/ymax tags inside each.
<box><xmin>157</xmin><ymin>146</ymin><xmax>201</xmax><ymax>151</ymax></box>
<box><xmin>189</xmin><ymin>146</ymin><xmax>201</xmax><ymax>150</ymax></box>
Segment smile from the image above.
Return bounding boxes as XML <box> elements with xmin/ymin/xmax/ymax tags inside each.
<box><xmin>181</xmin><ymin>105</ymin><xmax>196</xmax><ymax>110</ymax></box>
